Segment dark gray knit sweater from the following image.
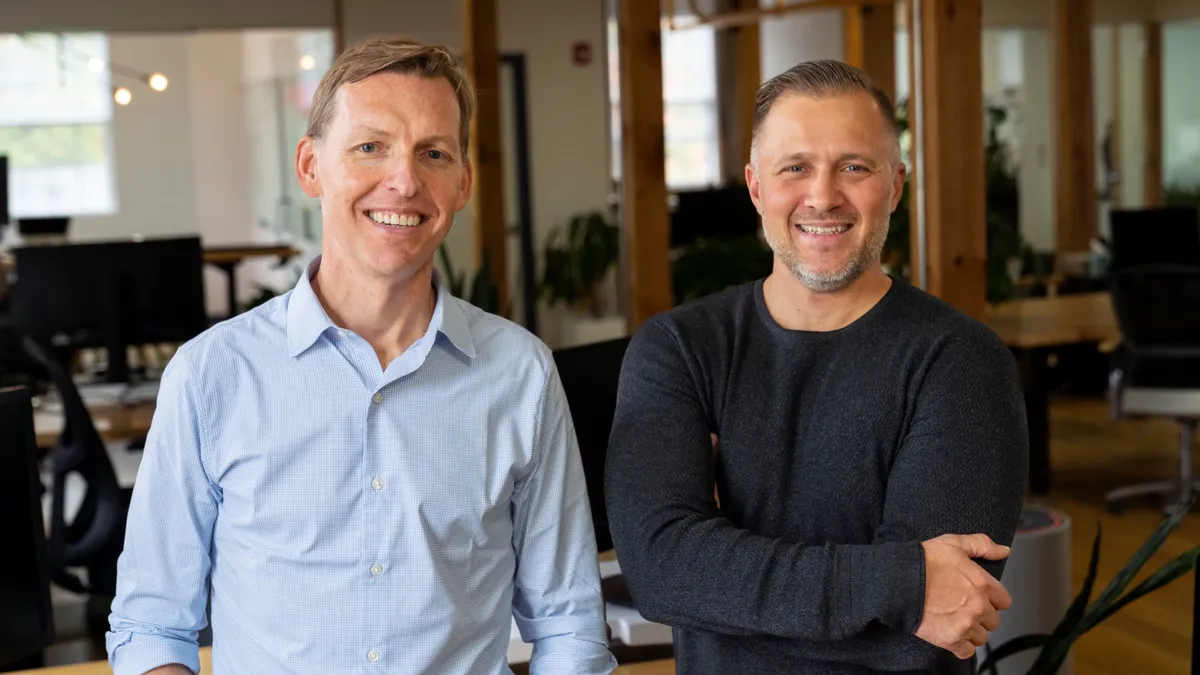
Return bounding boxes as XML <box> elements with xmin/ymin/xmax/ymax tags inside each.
<box><xmin>605</xmin><ymin>278</ymin><xmax>1028</xmax><ymax>674</ymax></box>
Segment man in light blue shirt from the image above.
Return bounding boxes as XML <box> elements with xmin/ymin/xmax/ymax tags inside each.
<box><xmin>106</xmin><ymin>37</ymin><xmax>616</xmax><ymax>675</ymax></box>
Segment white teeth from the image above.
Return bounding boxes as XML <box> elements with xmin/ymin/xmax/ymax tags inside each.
<box><xmin>368</xmin><ymin>211</ymin><xmax>423</xmax><ymax>227</ymax></box>
<box><xmin>799</xmin><ymin>224</ymin><xmax>850</xmax><ymax>234</ymax></box>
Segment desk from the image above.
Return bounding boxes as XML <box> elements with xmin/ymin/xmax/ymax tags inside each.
<box><xmin>202</xmin><ymin>244</ymin><xmax>301</xmax><ymax>317</ymax></box>
<box><xmin>34</xmin><ymin>401</ymin><xmax>155</xmax><ymax>450</ymax></box>
<box><xmin>8</xmin><ymin>648</ymin><xmax>674</xmax><ymax>674</ymax></box>
<box><xmin>986</xmin><ymin>292</ymin><xmax>1121</xmax><ymax>494</ymax></box>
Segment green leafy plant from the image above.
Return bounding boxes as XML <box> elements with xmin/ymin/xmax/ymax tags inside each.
<box><xmin>980</xmin><ymin>501</ymin><xmax>1200</xmax><ymax>674</ymax></box>
<box><xmin>538</xmin><ymin>209</ymin><xmax>620</xmax><ymax>317</ymax></box>
<box><xmin>671</xmin><ymin>234</ymin><xmax>773</xmax><ymax>305</ymax></box>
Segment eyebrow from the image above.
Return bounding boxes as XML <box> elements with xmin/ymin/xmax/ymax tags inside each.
<box><xmin>776</xmin><ymin>152</ymin><xmax>879</xmax><ymax>166</ymax></box>
<box><xmin>348</xmin><ymin>126</ymin><xmax>457</xmax><ymax>149</ymax></box>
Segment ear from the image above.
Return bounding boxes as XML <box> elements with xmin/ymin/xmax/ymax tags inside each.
<box><xmin>296</xmin><ymin>136</ymin><xmax>321</xmax><ymax>198</ymax></box>
<box><xmin>890</xmin><ymin>161</ymin><xmax>908</xmax><ymax>212</ymax></box>
<box><xmin>746</xmin><ymin>163</ymin><xmax>764</xmax><ymax>215</ymax></box>
<box><xmin>455</xmin><ymin>158</ymin><xmax>474</xmax><ymax>212</ymax></box>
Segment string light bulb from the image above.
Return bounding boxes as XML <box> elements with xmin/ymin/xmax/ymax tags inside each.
<box><xmin>114</xmin><ymin>87</ymin><xmax>132</xmax><ymax>105</ymax></box>
<box><xmin>299</xmin><ymin>54</ymin><xmax>315</xmax><ymax>71</ymax></box>
<box><xmin>148</xmin><ymin>73</ymin><xmax>169</xmax><ymax>92</ymax></box>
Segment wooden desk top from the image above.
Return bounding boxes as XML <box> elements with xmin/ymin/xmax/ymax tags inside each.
<box><xmin>202</xmin><ymin>245</ymin><xmax>301</xmax><ymax>265</ymax></box>
<box><xmin>34</xmin><ymin>401</ymin><xmax>155</xmax><ymax>449</ymax></box>
<box><xmin>10</xmin><ymin>649</ymin><xmax>673</xmax><ymax>674</ymax></box>
<box><xmin>986</xmin><ymin>291</ymin><xmax>1120</xmax><ymax>350</ymax></box>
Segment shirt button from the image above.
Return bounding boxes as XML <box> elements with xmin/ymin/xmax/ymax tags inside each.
<box><xmin>372</xmin><ymin>392</ymin><xmax>383</xmax><ymax>404</ymax></box>
<box><xmin>370</xmin><ymin>563</ymin><xmax>383</xmax><ymax>577</ymax></box>
<box><xmin>371</xmin><ymin>476</ymin><xmax>384</xmax><ymax>491</ymax></box>
<box><xmin>367</xmin><ymin>649</ymin><xmax>380</xmax><ymax>663</ymax></box>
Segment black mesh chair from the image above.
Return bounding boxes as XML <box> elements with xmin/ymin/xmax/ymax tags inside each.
<box><xmin>1106</xmin><ymin>264</ymin><xmax>1200</xmax><ymax>513</ymax></box>
<box><xmin>21</xmin><ymin>337</ymin><xmax>126</xmax><ymax>596</ymax></box>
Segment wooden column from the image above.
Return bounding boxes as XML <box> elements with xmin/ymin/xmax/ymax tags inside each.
<box><xmin>1144</xmin><ymin>22</ymin><xmax>1163</xmax><ymax>207</ymax></box>
<box><xmin>462</xmin><ymin>0</ymin><xmax>508</xmax><ymax>313</ymax></box>
<box><xmin>733</xmin><ymin>0</ymin><xmax>761</xmax><ymax>175</ymax></box>
<box><xmin>1053</xmin><ymin>0</ymin><xmax>1097</xmax><ymax>254</ymax></box>
<box><xmin>912</xmin><ymin>0</ymin><xmax>987</xmax><ymax>320</ymax></box>
<box><xmin>333</xmin><ymin>0</ymin><xmax>346</xmax><ymax>55</ymax></box>
<box><xmin>618</xmin><ymin>0</ymin><xmax>671</xmax><ymax>329</ymax></box>
<box><xmin>843</xmin><ymin>2</ymin><xmax>896</xmax><ymax>102</ymax></box>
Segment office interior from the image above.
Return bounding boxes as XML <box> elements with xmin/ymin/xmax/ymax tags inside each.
<box><xmin>2</xmin><ymin>0</ymin><xmax>1200</xmax><ymax>673</ymax></box>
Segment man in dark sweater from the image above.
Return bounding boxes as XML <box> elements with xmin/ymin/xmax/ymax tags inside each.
<box><xmin>605</xmin><ymin>60</ymin><xmax>1028</xmax><ymax>674</ymax></box>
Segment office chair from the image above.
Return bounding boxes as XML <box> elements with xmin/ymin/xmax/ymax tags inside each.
<box><xmin>1105</xmin><ymin>264</ymin><xmax>1200</xmax><ymax>514</ymax></box>
<box><xmin>21</xmin><ymin>337</ymin><xmax>126</xmax><ymax>596</ymax></box>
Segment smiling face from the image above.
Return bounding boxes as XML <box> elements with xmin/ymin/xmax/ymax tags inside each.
<box><xmin>747</xmin><ymin>91</ymin><xmax>904</xmax><ymax>293</ymax></box>
<box><xmin>296</xmin><ymin>70</ymin><xmax>472</xmax><ymax>284</ymax></box>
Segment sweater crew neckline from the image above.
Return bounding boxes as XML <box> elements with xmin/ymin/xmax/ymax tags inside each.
<box><xmin>752</xmin><ymin>274</ymin><xmax>902</xmax><ymax>339</ymax></box>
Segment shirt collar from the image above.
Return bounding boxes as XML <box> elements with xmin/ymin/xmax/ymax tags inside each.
<box><xmin>286</xmin><ymin>255</ymin><xmax>476</xmax><ymax>360</ymax></box>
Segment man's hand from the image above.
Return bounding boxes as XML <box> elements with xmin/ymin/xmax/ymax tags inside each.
<box><xmin>915</xmin><ymin>534</ymin><xmax>1013</xmax><ymax>659</ymax></box>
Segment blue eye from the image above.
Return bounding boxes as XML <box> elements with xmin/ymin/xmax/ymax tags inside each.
<box><xmin>358</xmin><ymin>143</ymin><xmax>378</xmax><ymax>153</ymax></box>
<box><xmin>427</xmin><ymin>149</ymin><xmax>445</xmax><ymax>160</ymax></box>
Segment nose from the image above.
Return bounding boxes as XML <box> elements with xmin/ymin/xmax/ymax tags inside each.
<box><xmin>802</xmin><ymin>168</ymin><xmax>844</xmax><ymax>213</ymax></box>
<box><xmin>382</xmin><ymin>155</ymin><xmax>421</xmax><ymax>198</ymax></box>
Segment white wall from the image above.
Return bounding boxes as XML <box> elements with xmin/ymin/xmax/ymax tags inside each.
<box><xmin>71</xmin><ymin>34</ymin><xmax>199</xmax><ymax>243</ymax></box>
<box><xmin>759</xmin><ymin>7</ymin><xmax>843</xmax><ymax>81</ymax></box>
<box><xmin>1118</xmin><ymin>23</ymin><xmax>1147</xmax><ymax>207</ymax></box>
<box><xmin>1163</xmin><ymin>21</ymin><xmax>1200</xmax><ymax>188</ymax></box>
<box><xmin>1017</xmin><ymin>29</ymin><xmax>1056</xmax><ymax>252</ymax></box>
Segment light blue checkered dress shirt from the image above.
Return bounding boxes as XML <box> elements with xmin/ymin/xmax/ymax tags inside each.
<box><xmin>106</xmin><ymin>257</ymin><xmax>616</xmax><ymax>674</ymax></box>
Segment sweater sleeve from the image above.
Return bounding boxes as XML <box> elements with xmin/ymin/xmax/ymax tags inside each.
<box><xmin>872</xmin><ymin>328</ymin><xmax>1029</xmax><ymax>589</ymax></box>
<box><xmin>605</xmin><ymin>320</ymin><xmax>928</xmax><ymax>642</ymax></box>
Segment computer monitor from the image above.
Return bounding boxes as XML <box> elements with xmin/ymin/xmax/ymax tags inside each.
<box><xmin>0</xmin><ymin>385</ymin><xmax>55</xmax><ymax>669</ymax></box>
<box><xmin>1109</xmin><ymin>206</ymin><xmax>1200</xmax><ymax>271</ymax></box>
<box><xmin>552</xmin><ymin>336</ymin><xmax>630</xmax><ymax>553</ymax></box>
<box><xmin>11</xmin><ymin>237</ymin><xmax>208</xmax><ymax>383</ymax></box>
<box><xmin>16</xmin><ymin>217</ymin><xmax>70</xmax><ymax>238</ymax></box>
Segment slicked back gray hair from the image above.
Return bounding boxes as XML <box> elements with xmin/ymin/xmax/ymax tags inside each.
<box><xmin>749</xmin><ymin>59</ymin><xmax>900</xmax><ymax>171</ymax></box>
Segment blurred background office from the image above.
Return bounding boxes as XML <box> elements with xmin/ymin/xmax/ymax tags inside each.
<box><xmin>2</xmin><ymin>1</ymin><xmax>1200</xmax><ymax>674</ymax></box>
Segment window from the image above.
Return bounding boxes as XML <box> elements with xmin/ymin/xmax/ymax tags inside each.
<box><xmin>0</xmin><ymin>33</ymin><xmax>117</xmax><ymax>217</ymax></box>
<box><xmin>607</xmin><ymin>20</ymin><xmax>722</xmax><ymax>190</ymax></box>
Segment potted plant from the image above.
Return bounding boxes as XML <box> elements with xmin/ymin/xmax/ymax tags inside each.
<box><xmin>538</xmin><ymin>209</ymin><xmax>625</xmax><ymax>346</ymax></box>
<box><xmin>980</xmin><ymin>501</ymin><xmax>1200</xmax><ymax>674</ymax></box>
<box><xmin>538</xmin><ymin>209</ymin><xmax>620</xmax><ymax>317</ymax></box>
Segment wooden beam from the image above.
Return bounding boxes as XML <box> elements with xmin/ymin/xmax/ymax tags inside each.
<box><xmin>618</xmin><ymin>0</ymin><xmax>672</xmax><ymax>329</ymax></box>
<box><xmin>733</xmin><ymin>0</ymin><xmax>760</xmax><ymax>175</ymax></box>
<box><xmin>905</xmin><ymin>0</ymin><xmax>921</xmax><ymax>286</ymax></box>
<box><xmin>843</xmin><ymin>2</ymin><xmax>896</xmax><ymax>102</ymax></box>
<box><xmin>462</xmin><ymin>0</ymin><xmax>508</xmax><ymax>313</ymax></box>
<box><xmin>913</xmin><ymin>0</ymin><xmax>987</xmax><ymax>320</ymax></box>
<box><xmin>1052</xmin><ymin>0</ymin><xmax>1098</xmax><ymax>254</ymax></box>
<box><xmin>1144</xmin><ymin>22</ymin><xmax>1163</xmax><ymax>206</ymax></box>
<box><xmin>1108</xmin><ymin>25</ymin><xmax>1121</xmax><ymax>206</ymax></box>
<box><xmin>333</xmin><ymin>0</ymin><xmax>345</xmax><ymax>55</ymax></box>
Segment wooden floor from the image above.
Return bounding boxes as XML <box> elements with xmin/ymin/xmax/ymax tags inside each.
<box><xmin>1034</xmin><ymin>395</ymin><xmax>1198</xmax><ymax>674</ymax></box>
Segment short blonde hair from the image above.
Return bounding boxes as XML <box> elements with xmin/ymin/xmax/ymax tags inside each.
<box><xmin>305</xmin><ymin>37</ymin><xmax>476</xmax><ymax>156</ymax></box>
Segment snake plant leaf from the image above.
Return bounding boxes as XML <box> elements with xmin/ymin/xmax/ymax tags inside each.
<box><xmin>1052</xmin><ymin>523</ymin><xmax>1102</xmax><ymax>639</ymax></box>
<box><xmin>1084</xmin><ymin>544</ymin><xmax>1200</xmax><ymax>629</ymax></box>
<box><xmin>977</xmin><ymin>634</ymin><xmax>1053</xmax><ymax>674</ymax></box>
<box><xmin>1086</xmin><ymin>499</ymin><xmax>1190</xmax><ymax>620</ymax></box>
